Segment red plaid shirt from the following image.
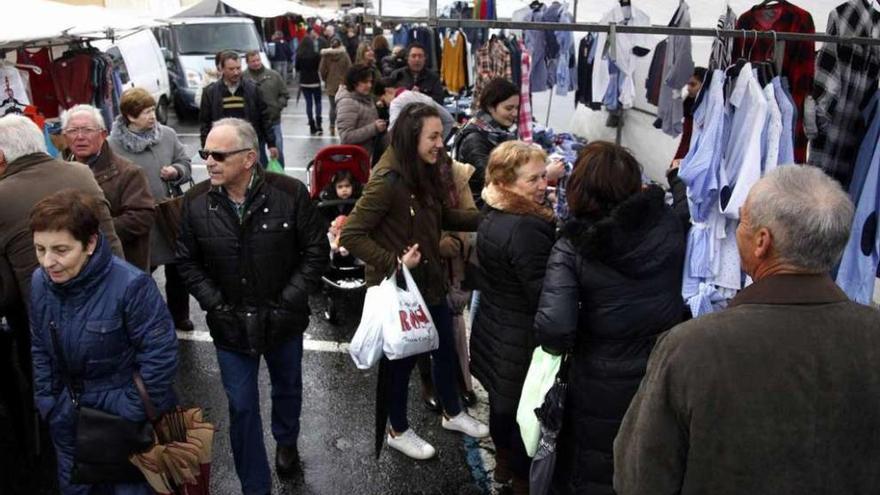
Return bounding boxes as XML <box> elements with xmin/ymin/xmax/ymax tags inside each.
<box><xmin>733</xmin><ymin>3</ymin><xmax>815</xmax><ymax>163</ymax></box>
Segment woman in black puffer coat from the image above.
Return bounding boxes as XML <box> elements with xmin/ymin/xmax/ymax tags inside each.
<box><xmin>471</xmin><ymin>140</ymin><xmax>556</xmax><ymax>493</ymax></box>
<box><xmin>534</xmin><ymin>142</ymin><xmax>686</xmax><ymax>495</ymax></box>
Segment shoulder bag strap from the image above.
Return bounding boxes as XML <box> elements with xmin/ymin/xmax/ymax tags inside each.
<box><xmin>48</xmin><ymin>321</ymin><xmax>80</xmax><ymax>406</ymax></box>
<box><xmin>132</xmin><ymin>372</ymin><xmax>159</xmax><ymax>424</ymax></box>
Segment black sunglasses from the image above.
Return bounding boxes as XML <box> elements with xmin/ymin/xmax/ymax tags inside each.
<box><xmin>198</xmin><ymin>148</ymin><xmax>250</xmax><ymax>162</ymax></box>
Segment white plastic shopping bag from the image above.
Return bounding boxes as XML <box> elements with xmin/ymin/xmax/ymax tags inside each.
<box><xmin>517</xmin><ymin>347</ymin><xmax>562</xmax><ymax>457</ymax></box>
<box><xmin>382</xmin><ymin>265</ymin><xmax>439</xmax><ymax>360</ymax></box>
<box><xmin>348</xmin><ymin>280</ymin><xmax>392</xmax><ymax>369</ymax></box>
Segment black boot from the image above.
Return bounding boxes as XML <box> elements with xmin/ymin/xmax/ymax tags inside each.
<box><xmin>308</xmin><ymin>122</ymin><xmax>317</xmax><ymax>136</ymax></box>
<box><xmin>275</xmin><ymin>444</ymin><xmax>301</xmax><ymax>478</ymax></box>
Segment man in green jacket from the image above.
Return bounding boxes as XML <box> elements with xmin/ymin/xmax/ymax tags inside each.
<box><xmin>244</xmin><ymin>50</ymin><xmax>290</xmax><ymax>167</ymax></box>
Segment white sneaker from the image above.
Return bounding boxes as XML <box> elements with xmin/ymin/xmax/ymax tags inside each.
<box><xmin>442</xmin><ymin>412</ymin><xmax>490</xmax><ymax>438</ymax></box>
<box><xmin>387</xmin><ymin>429</ymin><xmax>436</xmax><ymax>460</ymax></box>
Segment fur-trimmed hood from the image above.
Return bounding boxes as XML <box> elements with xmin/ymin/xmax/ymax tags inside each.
<box><xmin>482</xmin><ymin>182</ymin><xmax>555</xmax><ymax>223</ymax></box>
<box><xmin>561</xmin><ymin>185</ymin><xmax>684</xmax><ymax>277</ymax></box>
<box><xmin>320</xmin><ymin>46</ymin><xmax>348</xmax><ymax>59</ymax></box>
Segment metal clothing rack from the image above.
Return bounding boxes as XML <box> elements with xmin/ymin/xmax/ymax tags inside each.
<box><xmin>373</xmin><ymin>0</ymin><xmax>880</xmax><ymax>144</ymax></box>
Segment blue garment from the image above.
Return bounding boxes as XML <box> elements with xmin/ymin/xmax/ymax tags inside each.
<box><xmin>772</xmin><ymin>76</ymin><xmax>796</xmax><ymax>165</ymax></box>
<box><xmin>603</xmin><ymin>61</ymin><xmax>622</xmax><ymax>111</ymax></box>
<box><xmin>836</xmin><ymin>93</ymin><xmax>880</xmax><ymax>304</ymax></box>
<box><xmin>392</xmin><ymin>27</ymin><xmax>409</xmax><ymax>48</ymax></box>
<box><xmin>217</xmin><ymin>335</ymin><xmax>303</xmax><ymax>495</ymax></box>
<box><xmin>302</xmin><ymin>86</ymin><xmax>322</xmax><ymax>129</ymax></box>
<box><xmin>29</xmin><ymin>235</ymin><xmax>178</xmax><ymax>495</ymax></box>
<box><xmin>678</xmin><ymin>70</ymin><xmax>726</xmax><ymax>313</ymax></box>
<box><xmin>389</xmin><ymin>303</ymin><xmax>462</xmax><ymax>432</ymax></box>
<box><xmin>555</xmin><ymin>10</ymin><xmax>577</xmax><ymax>96</ymax></box>
<box><xmin>526</xmin><ymin>5</ymin><xmax>549</xmax><ymax>92</ymax></box>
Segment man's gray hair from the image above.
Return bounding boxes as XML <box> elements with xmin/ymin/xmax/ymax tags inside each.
<box><xmin>747</xmin><ymin>165</ymin><xmax>854</xmax><ymax>273</ymax></box>
<box><xmin>60</xmin><ymin>104</ymin><xmax>106</xmax><ymax>131</ymax></box>
<box><xmin>0</xmin><ymin>114</ymin><xmax>48</xmax><ymax>163</ymax></box>
<box><xmin>211</xmin><ymin>118</ymin><xmax>259</xmax><ymax>151</ymax></box>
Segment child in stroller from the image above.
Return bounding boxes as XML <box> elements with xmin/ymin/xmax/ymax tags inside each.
<box><xmin>322</xmin><ymin>170</ymin><xmax>361</xmax><ymax>260</ymax></box>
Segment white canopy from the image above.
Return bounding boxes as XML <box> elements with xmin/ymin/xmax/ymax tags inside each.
<box><xmin>173</xmin><ymin>0</ymin><xmax>337</xmax><ymax>19</ymax></box>
<box><xmin>0</xmin><ymin>0</ymin><xmax>158</xmax><ymax>50</ymax></box>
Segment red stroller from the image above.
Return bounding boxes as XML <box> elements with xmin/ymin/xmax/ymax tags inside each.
<box><xmin>306</xmin><ymin>145</ymin><xmax>371</xmax><ymax>323</ymax></box>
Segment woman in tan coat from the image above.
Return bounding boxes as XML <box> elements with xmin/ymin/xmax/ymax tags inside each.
<box><xmin>319</xmin><ymin>38</ymin><xmax>351</xmax><ymax>136</ymax></box>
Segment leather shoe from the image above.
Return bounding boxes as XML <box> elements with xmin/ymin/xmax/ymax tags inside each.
<box><xmin>423</xmin><ymin>395</ymin><xmax>441</xmax><ymax>413</ymax></box>
<box><xmin>275</xmin><ymin>444</ymin><xmax>301</xmax><ymax>477</ymax></box>
<box><xmin>461</xmin><ymin>390</ymin><xmax>477</xmax><ymax>407</ymax></box>
<box><xmin>175</xmin><ymin>319</ymin><xmax>195</xmax><ymax>332</ymax></box>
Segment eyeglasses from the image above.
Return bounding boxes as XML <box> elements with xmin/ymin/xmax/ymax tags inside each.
<box><xmin>198</xmin><ymin>148</ymin><xmax>250</xmax><ymax>162</ymax></box>
<box><xmin>62</xmin><ymin>127</ymin><xmax>101</xmax><ymax>137</ymax></box>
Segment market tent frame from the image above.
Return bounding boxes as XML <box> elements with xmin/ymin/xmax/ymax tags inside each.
<box><xmin>0</xmin><ymin>0</ymin><xmax>159</xmax><ymax>50</ymax></box>
<box><xmin>172</xmin><ymin>0</ymin><xmax>337</xmax><ymax>19</ymax></box>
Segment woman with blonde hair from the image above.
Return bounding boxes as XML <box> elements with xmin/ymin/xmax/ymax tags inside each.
<box><xmin>355</xmin><ymin>41</ymin><xmax>382</xmax><ymax>86</ymax></box>
<box><xmin>470</xmin><ymin>140</ymin><xmax>556</xmax><ymax>493</ymax></box>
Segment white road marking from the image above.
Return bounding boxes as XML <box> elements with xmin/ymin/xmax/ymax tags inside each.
<box><xmin>176</xmin><ymin>330</ymin><xmax>350</xmax><ymax>354</ymax></box>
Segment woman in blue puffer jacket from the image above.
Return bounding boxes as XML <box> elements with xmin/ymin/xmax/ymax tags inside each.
<box><xmin>28</xmin><ymin>189</ymin><xmax>178</xmax><ymax>495</ymax></box>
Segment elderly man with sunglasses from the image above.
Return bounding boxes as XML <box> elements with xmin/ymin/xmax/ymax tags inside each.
<box><xmin>61</xmin><ymin>104</ymin><xmax>155</xmax><ymax>271</ymax></box>
<box><xmin>175</xmin><ymin>118</ymin><xmax>328</xmax><ymax>493</ymax></box>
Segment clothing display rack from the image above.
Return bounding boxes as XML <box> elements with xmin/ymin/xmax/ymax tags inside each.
<box><xmin>375</xmin><ymin>0</ymin><xmax>880</xmax><ymax>46</ymax></box>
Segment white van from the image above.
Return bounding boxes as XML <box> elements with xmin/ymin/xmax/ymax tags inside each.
<box><xmin>95</xmin><ymin>30</ymin><xmax>172</xmax><ymax>124</ymax></box>
<box><xmin>152</xmin><ymin>17</ymin><xmax>269</xmax><ymax>119</ymax></box>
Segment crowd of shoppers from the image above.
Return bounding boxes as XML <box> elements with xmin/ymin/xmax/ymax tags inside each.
<box><xmin>2</xmin><ymin>24</ymin><xmax>880</xmax><ymax>495</ymax></box>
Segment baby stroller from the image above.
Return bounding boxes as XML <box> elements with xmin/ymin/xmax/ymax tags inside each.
<box><xmin>306</xmin><ymin>145</ymin><xmax>371</xmax><ymax>323</ymax></box>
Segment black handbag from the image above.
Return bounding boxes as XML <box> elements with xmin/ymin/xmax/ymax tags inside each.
<box><xmin>49</xmin><ymin>322</ymin><xmax>155</xmax><ymax>485</ymax></box>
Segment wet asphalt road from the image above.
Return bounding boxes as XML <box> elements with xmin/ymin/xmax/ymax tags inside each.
<box><xmin>158</xmin><ymin>93</ymin><xmax>499</xmax><ymax>495</ymax></box>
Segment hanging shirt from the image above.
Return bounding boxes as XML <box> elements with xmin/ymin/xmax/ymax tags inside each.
<box><xmin>518</xmin><ymin>40</ymin><xmax>533</xmax><ymax>142</ymax></box>
<box><xmin>591</xmin><ymin>5</ymin><xmax>651</xmax><ymax>110</ymax></box>
<box><xmin>733</xmin><ymin>2</ymin><xmax>815</xmax><ymax>164</ymax></box>
<box><xmin>645</xmin><ymin>39</ymin><xmax>667</xmax><ymax>107</ymax></box>
<box><xmin>473</xmin><ymin>39</ymin><xmax>512</xmax><ymax>108</ymax></box>
<box><xmin>50</xmin><ymin>52</ymin><xmax>95</xmax><ymax>109</ymax></box>
<box><xmin>526</xmin><ymin>4</ymin><xmax>549</xmax><ymax>92</ymax></box>
<box><xmin>0</xmin><ymin>63</ymin><xmax>31</xmax><ymax>106</ymax></box>
<box><xmin>719</xmin><ymin>64</ymin><xmax>769</xmax><ymax>222</ymax></box>
<box><xmin>576</xmin><ymin>35</ymin><xmax>600</xmax><ymax>109</ymax></box>
<box><xmin>441</xmin><ymin>31</ymin><xmax>467</xmax><ymax>94</ymax></box>
<box><xmin>772</xmin><ymin>76</ymin><xmax>795</xmax><ymax>165</ymax></box>
<box><xmin>709</xmin><ymin>6</ymin><xmax>737</xmax><ymax>70</ymax></box>
<box><xmin>761</xmin><ymin>81</ymin><xmax>783</xmax><ymax>174</ymax></box>
<box><xmin>656</xmin><ymin>1</ymin><xmax>695</xmax><ymax>137</ymax></box>
<box><xmin>809</xmin><ymin>0</ymin><xmax>880</xmax><ymax>188</ymax></box>
<box><xmin>836</xmin><ymin>93</ymin><xmax>880</xmax><ymax>304</ymax></box>
<box><xmin>554</xmin><ymin>8</ymin><xmax>577</xmax><ymax>97</ymax></box>
<box><xmin>16</xmin><ymin>48</ymin><xmax>58</xmax><ymax>117</ymax></box>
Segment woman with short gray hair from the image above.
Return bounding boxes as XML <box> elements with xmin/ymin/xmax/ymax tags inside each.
<box><xmin>108</xmin><ymin>87</ymin><xmax>193</xmax><ymax>331</ymax></box>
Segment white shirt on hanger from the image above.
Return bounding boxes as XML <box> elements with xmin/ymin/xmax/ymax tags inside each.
<box><xmin>591</xmin><ymin>4</ymin><xmax>650</xmax><ymax>109</ymax></box>
<box><xmin>0</xmin><ymin>62</ymin><xmax>31</xmax><ymax>105</ymax></box>
<box><xmin>761</xmin><ymin>81</ymin><xmax>782</xmax><ymax>174</ymax></box>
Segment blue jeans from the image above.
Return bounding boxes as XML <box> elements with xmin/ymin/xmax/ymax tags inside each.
<box><xmin>389</xmin><ymin>303</ymin><xmax>462</xmax><ymax>433</ymax></box>
<box><xmin>302</xmin><ymin>87</ymin><xmax>322</xmax><ymax>130</ymax></box>
<box><xmin>258</xmin><ymin>123</ymin><xmax>284</xmax><ymax>169</ymax></box>
<box><xmin>216</xmin><ymin>336</ymin><xmax>303</xmax><ymax>495</ymax></box>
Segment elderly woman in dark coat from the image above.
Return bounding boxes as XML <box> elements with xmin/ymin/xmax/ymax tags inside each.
<box><xmin>534</xmin><ymin>142</ymin><xmax>686</xmax><ymax>495</ymax></box>
<box><xmin>108</xmin><ymin>87</ymin><xmax>193</xmax><ymax>331</ymax></box>
<box><xmin>470</xmin><ymin>140</ymin><xmax>556</xmax><ymax>493</ymax></box>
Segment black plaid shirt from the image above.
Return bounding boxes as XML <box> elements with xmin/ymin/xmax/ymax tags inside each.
<box><xmin>808</xmin><ymin>0</ymin><xmax>880</xmax><ymax>188</ymax></box>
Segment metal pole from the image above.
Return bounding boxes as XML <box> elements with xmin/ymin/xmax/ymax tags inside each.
<box><xmin>545</xmin><ymin>90</ymin><xmax>554</xmax><ymax>127</ymax></box>
<box><xmin>572</xmin><ymin>0</ymin><xmax>578</xmax><ymax>22</ymax></box>
<box><xmin>378</xmin><ymin>0</ymin><xmax>382</xmax><ymax>18</ymax></box>
<box><xmin>370</xmin><ymin>16</ymin><xmax>880</xmax><ymax>46</ymax></box>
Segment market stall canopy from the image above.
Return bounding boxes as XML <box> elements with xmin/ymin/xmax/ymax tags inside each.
<box><xmin>173</xmin><ymin>0</ymin><xmax>337</xmax><ymax>19</ymax></box>
<box><xmin>0</xmin><ymin>0</ymin><xmax>158</xmax><ymax>50</ymax></box>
